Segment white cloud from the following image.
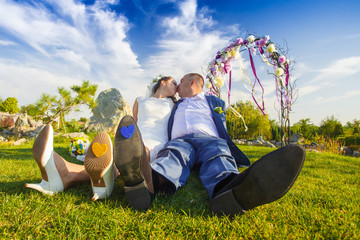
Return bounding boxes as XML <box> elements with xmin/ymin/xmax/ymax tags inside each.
<box><xmin>143</xmin><ymin>0</ymin><xmax>237</xmax><ymax>83</ymax></box>
<box><xmin>0</xmin><ymin>40</ymin><xmax>17</xmax><ymax>46</ymax></box>
<box><xmin>313</xmin><ymin>56</ymin><xmax>360</xmax><ymax>82</ymax></box>
<box><xmin>0</xmin><ymin>0</ymin><xmax>145</xmax><ymax>107</ymax></box>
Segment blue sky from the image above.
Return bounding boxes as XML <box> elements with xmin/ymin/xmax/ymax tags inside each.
<box><xmin>0</xmin><ymin>0</ymin><xmax>359</xmax><ymax>125</ymax></box>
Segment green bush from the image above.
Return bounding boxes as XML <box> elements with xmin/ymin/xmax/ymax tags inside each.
<box><xmin>337</xmin><ymin>134</ymin><xmax>360</xmax><ymax>146</ymax></box>
<box><xmin>0</xmin><ymin>97</ymin><xmax>19</xmax><ymax>114</ymax></box>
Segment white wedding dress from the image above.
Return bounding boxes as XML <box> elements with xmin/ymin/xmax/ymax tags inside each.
<box><xmin>136</xmin><ymin>97</ymin><xmax>174</xmax><ymax>162</ymax></box>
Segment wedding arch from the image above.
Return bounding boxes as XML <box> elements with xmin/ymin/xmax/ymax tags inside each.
<box><xmin>205</xmin><ymin>34</ymin><xmax>297</xmax><ymax>145</ymax></box>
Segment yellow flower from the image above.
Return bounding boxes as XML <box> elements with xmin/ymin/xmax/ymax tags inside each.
<box><xmin>214</xmin><ymin>106</ymin><xmax>224</xmax><ymax>114</ymax></box>
<box><xmin>215</xmin><ymin>77</ymin><xmax>224</xmax><ymax>88</ymax></box>
<box><xmin>275</xmin><ymin>67</ymin><xmax>284</xmax><ymax>76</ymax></box>
<box><xmin>206</xmin><ymin>82</ymin><xmax>212</xmax><ymax>89</ymax></box>
<box><xmin>248</xmin><ymin>35</ymin><xmax>255</xmax><ymax>43</ymax></box>
<box><xmin>267</xmin><ymin>44</ymin><xmax>276</xmax><ymax>53</ymax></box>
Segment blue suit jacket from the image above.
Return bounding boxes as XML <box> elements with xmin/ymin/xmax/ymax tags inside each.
<box><xmin>167</xmin><ymin>94</ymin><xmax>250</xmax><ymax>167</ymax></box>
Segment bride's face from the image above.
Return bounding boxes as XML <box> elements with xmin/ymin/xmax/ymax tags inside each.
<box><xmin>162</xmin><ymin>78</ymin><xmax>177</xmax><ymax>97</ymax></box>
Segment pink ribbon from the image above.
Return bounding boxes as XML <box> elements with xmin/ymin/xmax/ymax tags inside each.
<box><xmin>248</xmin><ymin>49</ymin><xmax>266</xmax><ymax>115</ymax></box>
<box><xmin>228</xmin><ymin>70</ymin><xmax>232</xmax><ymax>105</ymax></box>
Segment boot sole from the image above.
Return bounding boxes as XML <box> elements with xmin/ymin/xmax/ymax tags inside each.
<box><xmin>114</xmin><ymin>115</ymin><xmax>151</xmax><ymax>210</ymax></box>
<box><xmin>211</xmin><ymin>144</ymin><xmax>305</xmax><ymax>216</ymax></box>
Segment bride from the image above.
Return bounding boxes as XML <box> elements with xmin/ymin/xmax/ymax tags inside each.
<box><xmin>133</xmin><ymin>76</ymin><xmax>177</xmax><ymax>162</ymax></box>
<box><xmin>26</xmin><ymin>75</ymin><xmax>177</xmax><ymax>200</ymax></box>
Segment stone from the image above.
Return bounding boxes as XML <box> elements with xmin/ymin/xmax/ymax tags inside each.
<box><xmin>341</xmin><ymin>147</ymin><xmax>353</xmax><ymax>156</ymax></box>
<box><xmin>290</xmin><ymin>133</ymin><xmax>304</xmax><ymax>143</ymax></box>
<box><xmin>12</xmin><ymin>138</ymin><xmax>27</xmax><ymax>146</ymax></box>
<box><xmin>84</xmin><ymin>88</ymin><xmax>131</xmax><ymax>134</ymax></box>
<box><xmin>62</xmin><ymin>132</ymin><xmax>89</xmax><ymax>139</ymax></box>
<box><xmin>262</xmin><ymin>141</ymin><xmax>276</xmax><ymax>148</ymax></box>
<box><xmin>353</xmin><ymin>151</ymin><xmax>360</xmax><ymax>158</ymax></box>
<box><xmin>0</xmin><ymin>135</ymin><xmax>7</xmax><ymax>142</ymax></box>
<box><xmin>27</xmin><ymin>117</ymin><xmax>43</xmax><ymax>128</ymax></box>
<box><xmin>233</xmin><ymin>139</ymin><xmax>247</xmax><ymax>145</ymax></box>
<box><xmin>0</xmin><ymin>112</ymin><xmax>17</xmax><ymax>129</ymax></box>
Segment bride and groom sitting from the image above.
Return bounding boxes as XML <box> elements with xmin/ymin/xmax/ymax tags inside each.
<box><xmin>26</xmin><ymin>73</ymin><xmax>305</xmax><ymax>216</ymax></box>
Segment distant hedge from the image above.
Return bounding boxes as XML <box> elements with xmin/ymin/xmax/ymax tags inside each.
<box><xmin>337</xmin><ymin>134</ymin><xmax>360</xmax><ymax>145</ymax></box>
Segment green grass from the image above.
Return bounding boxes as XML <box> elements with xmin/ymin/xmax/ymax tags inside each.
<box><xmin>1</xmin><ymin>140</ymin><xmax>359</xmax><ymax>239</ymax></box>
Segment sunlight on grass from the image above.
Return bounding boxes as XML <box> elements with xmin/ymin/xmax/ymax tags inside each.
<box><xmin>1</xmin><ymin>142</ymin><xmax>359</xmax><ymax>239</ymax></box>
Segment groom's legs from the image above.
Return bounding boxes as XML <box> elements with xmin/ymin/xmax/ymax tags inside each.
<box><xmin>151</xmin><ymin>135</ymin><xmax>196</xmax><ymax>194</ymax></box>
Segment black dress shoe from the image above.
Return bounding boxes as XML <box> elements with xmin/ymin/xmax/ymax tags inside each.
<box><xmin>114</xmin><ymin>115</ymin><xmax>153</xmax><ymax>210</ymax></box>
<box><xmin>211</xmin><ymin>144</ymin><xmax>306</xmax><ymax>217</ymax></box>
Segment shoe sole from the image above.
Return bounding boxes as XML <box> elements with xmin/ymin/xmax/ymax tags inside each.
<box><xmin>84</xmin><ymin>132</ymin><xmax>113</xmax><ymax>188</ymax></box>
<box><xmin>114</xmin><ymin>115</ymin><xmax>152</xmax><ymax>210</ymax></box>
<box><xmin>211</xmin><ymin>144</ymin><xmax>305</xmax><ymax>216</ymax></box>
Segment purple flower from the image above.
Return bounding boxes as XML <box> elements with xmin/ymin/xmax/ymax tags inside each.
<box><xmin>224</xmin><ymin>62</ymin><xmax>231</xmax><ymax>73</ymax></box>
<box><xmin>243</xmin><ymin>39</ymin><xmax>249</xmax><ymax>45</ymax></box>
<box><xmin>278</xmin><ymin>55</ymin><xmax>287</xmax><ymax>64</ymax></box>
<box><xmin>260</xmin><ymin>38</ymin><xmax>267</xmax><ymax>46</ymax></box>
<box><xmin>236</xmin><ymin>38</ymin><xmax>243</xmax><ymax>45</ymax></box>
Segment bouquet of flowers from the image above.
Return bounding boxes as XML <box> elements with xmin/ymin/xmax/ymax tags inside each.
<box><xmin>69</xmin><ymin>137</ymin><xmax>90</xmax><ymax>161</ymax></box>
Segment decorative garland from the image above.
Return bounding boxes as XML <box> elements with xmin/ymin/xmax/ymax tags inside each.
<box><xmin>205</xmin><ymin>34</ymin><xmax>293</xmax><ymax>116</ymax></box>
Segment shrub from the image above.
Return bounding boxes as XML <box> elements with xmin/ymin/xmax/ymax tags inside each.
<box><xmin>314</xmin><ymin>135</ymin><xmax>344</xmax><ymax>155</ymax></box>
<box><xmin>0</xmin><ymin>97</ymin><xmax>20</xmax><ymax>114</ymax></box>
<box><xmin>337</xmin><ymin>134</ymin><xmax>360</xmax><ymax>146</ymax></box>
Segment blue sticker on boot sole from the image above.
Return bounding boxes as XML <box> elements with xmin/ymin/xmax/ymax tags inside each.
<box><xmin>120</xmin><ymin>125</ymin><xmax>135</xmax><ymax>139</ymax></box>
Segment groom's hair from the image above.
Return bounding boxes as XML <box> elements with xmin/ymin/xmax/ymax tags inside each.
<box><xmin>187</xmin><ymin>73</ymin><xmax>204</xmax><ymax>88</ymax></box>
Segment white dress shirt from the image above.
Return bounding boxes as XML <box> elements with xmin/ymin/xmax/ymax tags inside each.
<box><xmin>171</xmin><ymin>92</ymin><xmax>220</xmax><ymax>140</ymax></box>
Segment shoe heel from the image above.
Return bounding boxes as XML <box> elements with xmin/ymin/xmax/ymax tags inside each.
<box><xmin>84</xmin><ymin>132</ymin><xmax>114</xmax><ymax>201</ymax></box>
<box><xmin>124</xmin><ymin>181</ymin><xmax>152</xmax><ymax>210</ymax></box>
<box><xmin>210</xmin><ymin>190</ymin><xmax>246</xmax><ymax>217</ymax></box>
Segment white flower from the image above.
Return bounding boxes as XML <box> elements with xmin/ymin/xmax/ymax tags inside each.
<box><xmin>275</xmin><ymin>67</ymin><xmax>285</xmax><ymax>76</ymax></box>
<box><xmin>267</xmin><ymin>44</ymin><xmax>276</xmax><ymax>53</ymax></box>
<box><xmin>248</xmin><ymin>35</ymin><xmax>255</xmax><ymax>43</ymax></box>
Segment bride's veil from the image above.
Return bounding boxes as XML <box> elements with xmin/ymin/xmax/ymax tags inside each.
<box><xmin>146</xmin><ymin>82</ymin><xmax>157</xmax><ymax>97</ymax></box>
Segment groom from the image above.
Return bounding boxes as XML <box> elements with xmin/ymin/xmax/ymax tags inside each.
<box><xmin>114</xmin><ymin>73</ymin><xmax>305</xmax><ymax>216</ymax></box>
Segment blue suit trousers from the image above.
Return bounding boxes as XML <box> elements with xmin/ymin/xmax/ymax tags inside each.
<box><xmin>150</xmin><ymin>133</ymin><xmax>240</xmax><ymax>198</ymax></box>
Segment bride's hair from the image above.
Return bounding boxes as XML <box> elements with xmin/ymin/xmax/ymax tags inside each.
<box><xmin>151</xmin><ymin>76</ymin><xmax>173</xmax><ymax>95</ymax></box>
<box><xmin>151</xmin><ymin>76</ymin><xmax>177</xmax><ymax>103</ymax></box>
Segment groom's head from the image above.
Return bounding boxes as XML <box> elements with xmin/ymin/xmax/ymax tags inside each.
<box><xmin>177</xmin><ymin>73</ymin><xmax>204</xmax><ymax>98</ymax></box>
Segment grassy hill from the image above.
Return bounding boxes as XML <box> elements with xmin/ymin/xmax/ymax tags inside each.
<box><xmin>1</xmin><ymin>140</ymin><xmax>359</xmax><ymax>239</ymax></box>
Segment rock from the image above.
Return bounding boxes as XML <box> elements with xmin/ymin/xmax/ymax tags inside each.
<box><xmin>290</xmin><ymin>133</ymin><xmax>304</xmax><ymax>143</ymax></box>
<box><xmin>62</xmin><ymin>132</ymin><xmax>89</xmax><ymax>139</ymax></box>
<box><xmin>27</xmin><ymin>117</ymin><xmax>43</xmax><ymax>128</ymax></box>
<box><xmin>262</xmin><ymin>141</ymin><xmax>276</xmax><ymax>148</ymax></box>
<box><xmin>233</xmin><ymin>139</ymin><xmax>247</xmax><ymax>145</ymax></box>
<box><xmin>310</xmin><ymin>142</ymin><xmax>317</xmax><ymax>149</ymax></box>
<box><xmin>0</xmin><ymin>135</ymin><xmax>7</xmax><ymax>142</ymax></box>
<box><xmin>341</xmin><ymin>147</ymin><xmax>353</xmax><ymax>156</ymax></box>
<box><xmin>12</xmin><ymin>138</ymin><xmax>27</xmax><ymax>146</ymax></box>
<box><xmin>84</xmin><ymin>88</ymin><xmax>131</xmax><ymax>134</ymax></box>
<box><xmin>0</xmin><ymin>112</ymin><xmax>17</xmax><ymax>129</ymax></box>
<box><xmin>257</xmin><ymin>136</ymin><xmax>264</xmax><ymax>142</ymax></box>
<box><xmin>353</xmin><ymin>151</ymin><xmax>360</xmax><ymax>158</ymax></box>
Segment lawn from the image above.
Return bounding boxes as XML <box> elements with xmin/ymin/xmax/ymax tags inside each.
<box><xmin>0</xmin><ymin>139</ymin><xmax>359</xmax><ymax>239</ymax></box>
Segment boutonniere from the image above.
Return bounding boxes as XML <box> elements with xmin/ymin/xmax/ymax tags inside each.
<box><xmin>214</xmin><ymin>106</ymin><xmax>224</xmax><ymax>114</ymax></box>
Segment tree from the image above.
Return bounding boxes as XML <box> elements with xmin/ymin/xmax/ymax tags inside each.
<box><xmin>344</xmin><ymin>119</ymin><xmax>360</xmax><ymax>135</ymax></box>
<box><xmin>0</xmin><ymin>97</ymin><xmax>20</xmax><ymax>114</ymax></box>
<box><xmin>318</xmin><ymin>115</ymin><xmax>344</xmax><ymax>139</ymax></box>
<box><xmin>226</xmin><ymin>100</ymin><xmax>272</xmax><ymax>140</ymax></box>
<box><xmin>292</xmin><ymin>118</ymin><xmax>318</xmax><ymax>141</ymax></box>
<box><xmin>24</xmin><ymin>80</ymin><xmax>97</xmax><ymax>132</ymax></box>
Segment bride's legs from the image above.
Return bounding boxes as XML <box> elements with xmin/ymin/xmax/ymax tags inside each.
<box><xmin>54</xmin><ymin>152</ymin><xmax>90</xmax><ymax>189</ymax></box>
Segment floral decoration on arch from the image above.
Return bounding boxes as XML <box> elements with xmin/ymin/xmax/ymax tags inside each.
<box><xmin>205</xmin><ymin>34</ymin><xmax>293</xmax><ymax>116</ymax></box>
